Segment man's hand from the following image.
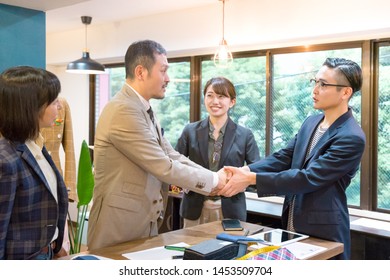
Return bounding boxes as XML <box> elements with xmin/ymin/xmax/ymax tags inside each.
<box><xmin>217</xmin><ymin>166</ymin><xmax>256</xmax><ymax>197</ymax></box>
<box><xmin>210</xmin><ymin>168</ymin><xmax>231</xmax><ymax>196</ymax></box>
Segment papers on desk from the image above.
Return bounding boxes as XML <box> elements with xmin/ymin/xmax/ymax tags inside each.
<box><xmin>122</xmin><ymin>242</ymin><xmax>189</xmax><ymax>260</ymax></box>
<box><xmin>284</xmin><ymin>242</ymin><xmax>326</xmax><ymax>259</ymax></box>
<box><xmin>248</xmin><ymin>241</ymin><xmax>326</xmax><ymax>260</ymax></box>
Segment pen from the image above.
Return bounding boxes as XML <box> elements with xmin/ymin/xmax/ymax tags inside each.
<box><xmin>249</xmin><ymin>227</ymin><xmax>264</xmax><ymax>235</ymax></box>
<box><xmin>164</xmin><ymin>245</ymin><xmax>187</xmax><ymax>252</ymax></box>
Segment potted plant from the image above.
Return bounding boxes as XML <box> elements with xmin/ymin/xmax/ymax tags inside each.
<box><xmin>68</xmin><ymin>140</ymin><xmax>94</xmax><ymax>254</ymax></box>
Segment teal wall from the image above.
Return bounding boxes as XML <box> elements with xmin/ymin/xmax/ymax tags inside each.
<box><xmin>0</xmin><ymin>4</ymin><xmax>45</xmax><ymax>72</ymax></box>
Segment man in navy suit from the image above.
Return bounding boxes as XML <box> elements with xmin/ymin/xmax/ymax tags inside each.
<box><xmin>217</xmin><ymin>58</ymin><xmax>365</xmax><ymax>259</ymax></box>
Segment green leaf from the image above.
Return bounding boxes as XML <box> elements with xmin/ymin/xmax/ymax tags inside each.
<box><xmin>77</xmin><ymin>140</ymin><xmax>94</xmax><ymax>207</ymax></box>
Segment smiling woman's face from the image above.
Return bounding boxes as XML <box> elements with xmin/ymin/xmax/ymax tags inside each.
<box><xmin>204</xmin><ymin>85</ymin><xmax>235</xmax><ymax>118</ymax></box>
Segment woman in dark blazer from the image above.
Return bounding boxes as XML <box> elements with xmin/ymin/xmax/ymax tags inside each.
<box><xmin>176</xmin><ymin>77</ymin><xmax>260</xmax><ymax>227</ymax></box>
<box><xmin>0</xmin><ymin>66</ymin><xmax>69</xmax><ymax>260</ymax></box>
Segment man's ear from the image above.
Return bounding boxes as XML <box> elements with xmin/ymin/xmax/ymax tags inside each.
<box><xmin>134</xmin><ymin>65</ymin><xmax>146</xmax><ymax>80</ymax></box>
<box><xmin>343</xmin><ymin>86</ymin><xmax>353</xmax><ymax>101</ymax></box>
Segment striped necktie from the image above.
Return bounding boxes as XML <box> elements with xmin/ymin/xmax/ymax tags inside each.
<box><xmin>147</xmin><ymin>106</ymin><xmax>155</xmax><ymax>124</ymax></box>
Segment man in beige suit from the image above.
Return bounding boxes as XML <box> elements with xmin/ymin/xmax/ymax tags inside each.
<box><xmin>87</xmin><ymin>40</ymin><xmax>226</xmax><ymax>250</ymax></box>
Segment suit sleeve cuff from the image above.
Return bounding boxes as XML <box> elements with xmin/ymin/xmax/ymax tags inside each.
<box><xmin>213</xmin><ymin>172</ymin><xmax>218</xmax><ymax>187</ymax></box>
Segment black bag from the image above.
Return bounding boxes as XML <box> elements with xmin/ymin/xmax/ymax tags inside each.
<box><xmin>183</xmin><ymin>239</ymin><xmax>243</xmax><ymax>260</ymax></box>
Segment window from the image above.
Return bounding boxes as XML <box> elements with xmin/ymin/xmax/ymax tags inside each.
<box><xmin>150</xmin><ymin>61</ymin><xmax>191</xmax><ymax>147</ymax></box>
<box><xmin>93</xmin><ymin>60</ymin><xmax>191</xmax><ymax>148</ymax></box>
<box><xmin>377</xmin><ymin>44</ymin><xmax>390</xmax><ymax>211</ymax></box>
<box><xmin>94</xmin><ymin>67</ymin><xmax>124</xmax><ymax>128</ymax></box>
<box><xmin>201</xmin><ymin>56</ymin><xmax>267</xmax><ymax>157</ymax></box>
<box><xmin>272</xmin><ymin>48</ymin><xmax>362</xmax><ymax>206</ymax></box>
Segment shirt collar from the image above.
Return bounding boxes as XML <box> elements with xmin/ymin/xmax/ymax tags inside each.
<box><xmin>25</xmin><ymin>133</ymin><xmax>44</xmax><ymax>156</ymax></box>
<box><xmin>208</xmin><ymin>118</ymin><xmax>228</xmax><ymax>136</ymax></box>
<box><xmin>35</xmin><ymin>133</ymin><xmax>45</xmax><ymax>150</ymax></box>
<box><xmin>125</xmin><ymin>83</ymin><xmax>150</xmax><ymax>110</ymax></box>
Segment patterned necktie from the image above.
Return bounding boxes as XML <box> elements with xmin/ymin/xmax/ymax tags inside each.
<box><xmin>287</xmin><ymin>196</ymin><xmax>296</xmax><ymax>232</ymax></box>
<box><xmin>147</xmin><ymin>106</ymin><xmax>160</xmax><ymax>140</ymax></box>
<box><xmin>147</xmin><ymin>106</ymin><xmax>155</xmax><ymax>124</ymax></box>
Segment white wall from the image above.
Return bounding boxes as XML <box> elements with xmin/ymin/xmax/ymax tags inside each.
<box><xmin>46</xmin><ymin>65</ymin><xmax>90</xmax><ymax>165</ymax></box>
<box><xmin>46</xmin><ymin>0</ymin><xmax>390</xmax><ymax>176</ymax></box>
<box><xmin>47</xmin><ymin>0</ymin><xmax>390</xmax><ymax>65</ymax></box>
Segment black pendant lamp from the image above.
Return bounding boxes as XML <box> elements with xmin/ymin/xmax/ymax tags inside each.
<box><xmin>66</xmin><ymin>16</ymin><xmax>105</xmax><ymax>74</ymax></box>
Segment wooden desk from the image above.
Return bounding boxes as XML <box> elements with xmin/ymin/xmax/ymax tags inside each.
<box><xmin>63</xmin><ymin>221</ymin><xmax>343</xmax><ymax>260</ymax></box>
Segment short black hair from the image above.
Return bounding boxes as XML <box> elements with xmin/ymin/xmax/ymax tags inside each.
<box><xmin>0</xmin><ymin>66</ymin><xmax>61</xmax><ymax>142</ymax></box>
<box><xmin>323</xmin><ymin>58</ymin><xmax>362</xmax><ymax>93</ymax></box>
<box><xmin>124</xmin><ymin>40</ymin><xmax>167</xmax><ymax>79</ymax></box>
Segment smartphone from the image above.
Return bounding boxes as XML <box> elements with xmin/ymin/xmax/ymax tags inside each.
<box><xmin>221</xmin><ymin>219</ymin><xmax>243</xmax><ymax>231</ymax></box>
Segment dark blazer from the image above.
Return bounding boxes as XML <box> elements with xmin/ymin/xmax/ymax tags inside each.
<box><xmin>176</xmin><ymin>117</ymin><xmax>260</xmax><ymax>221</ymax></box>
<box><xmin>249</xmin><ymin>108</ymin><xmax>365</xmax><ymax>259</ymax></box>
<box><xmin>0</xmin><ymin>138</ymin><xmax>69</xmax><ymax>260</ymax></box>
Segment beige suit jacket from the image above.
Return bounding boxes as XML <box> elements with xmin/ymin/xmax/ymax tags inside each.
<box><xmin>41</xmin><ymin>97</ymin><xmax>76</xmax><ymax>200</ymax></box>
<box><xmin>87</xmin><ymin>85</ymin><xmax>215</xmax><ymax>250</ymax></box>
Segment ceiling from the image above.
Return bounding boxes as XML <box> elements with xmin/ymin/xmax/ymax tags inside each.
<box><xmin>1</xmin><ymin>0</ymin><xmax>218</xmax><ymax>33</ymax></box>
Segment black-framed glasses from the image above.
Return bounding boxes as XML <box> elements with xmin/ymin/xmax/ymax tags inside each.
<box><xmin>310</xmin><ymin>78</ymin><xmax>350</xmax><ymax>89</ymax></box>
<box><xmin>212</xmin><ymin>141</ymin><xmax>222</xmax><ymax>163</ymax></box>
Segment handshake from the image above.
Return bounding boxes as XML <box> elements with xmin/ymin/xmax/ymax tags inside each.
<box><xmin>210</xmin><ymin>166</ymin><xmax>257</xmax><ymax>197</ymax></box>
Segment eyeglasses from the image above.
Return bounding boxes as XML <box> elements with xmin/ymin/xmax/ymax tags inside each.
<box><xmin>310</xmin><ymin>78</ymin><xmax>350</xmax><ymax>89</ymax></box>
<box><xmin>212</xmin><ymin>141</ymin><xmax>222</xmax><ymax>163</ymax></box>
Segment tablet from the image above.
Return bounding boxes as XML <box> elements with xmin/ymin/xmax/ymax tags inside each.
<box><xmin>251</xmin><ymin>228</ymin><xmax>309</xmax><ymax>246</ymax></box>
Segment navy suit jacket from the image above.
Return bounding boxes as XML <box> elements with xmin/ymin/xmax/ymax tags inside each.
<box><xmin>0</xmin><ymin>138</ymin><xmax>68</xmax><ymax>259</ymax></box>
<box><xmin>249</xmin><ymin>108</ymin><xmax>365</xmax><ymax>259</ymax></box>
<box><xmin>176</xmin><ymin>117</ymin><xmax>260</xmax><ymax>221</ymax></box>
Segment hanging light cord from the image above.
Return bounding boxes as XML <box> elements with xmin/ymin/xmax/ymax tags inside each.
<box><xmin>221</xmin><ymin>0</ymin><xmax>225</xmax><ymax>41</ymax></box>
<box><xmin>84</xmin><ymin>22</ymin><xmax>88</xmax><ymax>52</ymax></box>
<box><xmin>80</xmin><ymin>16</ymin><xmax>92</xmax><ymax>52</ymax></box>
